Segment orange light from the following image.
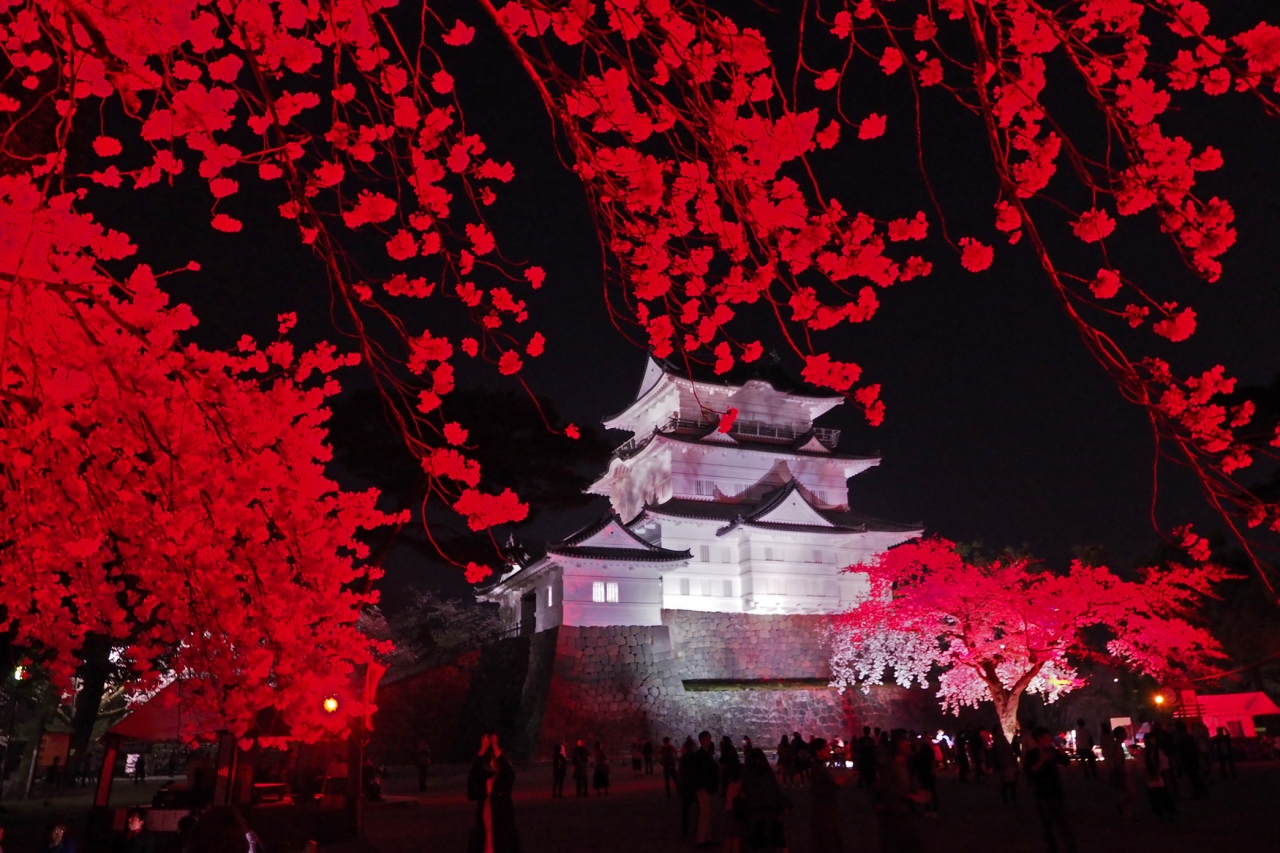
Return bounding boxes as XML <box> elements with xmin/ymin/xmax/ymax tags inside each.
<box><xmin>323</xmin><ymin>697</ymin><xmax>339</xmax><ymax>714</ymax></box>
<box><xmin>1154</xmin><ymin>694</ymin><xmax>1165</xmax><ymax>705</ymax></box>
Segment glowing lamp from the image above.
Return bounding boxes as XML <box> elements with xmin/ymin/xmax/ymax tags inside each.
<box><xmin>1154</xmin><ymin>694</ymin><xmax>1165</xmax><ymax>705</ymax></box>
<box><xmin>323</xmin><ymin>697</ymin><xmax>339</xmax><ymax>714</ymax></box>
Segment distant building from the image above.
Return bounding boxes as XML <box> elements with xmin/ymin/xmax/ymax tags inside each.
<box><xmin>481</xmin><ymin>356</ymin><xmax>921</xmax><ymax>632</ymax></box>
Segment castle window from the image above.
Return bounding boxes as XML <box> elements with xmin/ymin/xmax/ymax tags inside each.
<box><xmin>680</xmin><ymin>578</ymin><xmax>691</xmax><ymax>596</ymax></box>
<box><xmin>695</xmin><ymin>479</ymin><xmax>716</xmax><ymax>497</ymax></box>
<box><xmin>810</xmin><ymin>549</ymin><xmax>824</xmax><ymax>563</ymax></box>
<box><xmin>592</xmin><ymin>581</ymin><xmax>620</xmax><ymax>603</ymax></box>
<box><xmin>592</xmin><ymin>581</ymin><xmax>605</xmax><ymax>602</ymax></box>
<box><xmin>699</xmin><ymin>545</ymin><xmax>711</xmax><ymax>562</ymax></box>
<box><xmin>607</xmin><ymin>582</ymin><xmax>619</xmax><ymax>603</ymax></box>
<box><xmin>718</xmin><ymin>546</ymin><xmax>732</xmax><ymax>563</ymax></box>
<box><xmin>723</xmin><ymin>580</ymin><xmax>733</xmax><ymax>597</ymax></box>
<box><xmin>547</xmin><ymin>585</ymin><xmax>554</xmax><ymax>607</ymax></box>
<box><xmin>764</xmin><ymin>547</ymin><xmax>775</xmax><ymax>561</ymax></box>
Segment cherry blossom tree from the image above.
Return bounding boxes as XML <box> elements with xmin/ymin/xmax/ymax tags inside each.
<box><xmin>2</xmin><ymin>0</ymin><xmax>1280</xmax><ymax>740</ymax></box>
<box><xmin>0</xmin><ymin>179</ymin><xmax>398</xmax><ymax>749</ymax></box>
<box><xmin>827</xmin><ymin>538</ymin><xmax>1229</xmax><ymax>739</ymax></box>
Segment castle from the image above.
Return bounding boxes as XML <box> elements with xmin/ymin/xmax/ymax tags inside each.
<box><xmin>373</xmin><ymin>358</ymin><xmax>934</xmax><ymax>762</ymax></box>
<box><xmin>480</xmin><ymin>356</ymin><xmax>921</xmax><ymax>631</ymax></box>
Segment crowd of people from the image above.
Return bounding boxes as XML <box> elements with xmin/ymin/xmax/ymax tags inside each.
<box><xmin>7</xmin><ymin>806</ymin><xmax>264</xmax><ymax>853</ymax></box>
<box><xmin>462</xmin><ymin>716</ymin><xmax>1252</xmax><ymax>853</ymax></box>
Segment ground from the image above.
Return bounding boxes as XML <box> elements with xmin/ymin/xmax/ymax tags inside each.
<box><xmin>2</xmin><ymin>761</ymin><xmax>1273</xmax><ymax>853</ymax></box>
<box><xmin>366</xmin><ymin>759</ymin><xmax>1277</xmax><ymax>853</ymax></box>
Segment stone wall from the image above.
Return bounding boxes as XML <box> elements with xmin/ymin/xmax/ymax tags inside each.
<box><xmin>528</xmin><ymin>614</ymin><xmax>940</xmax><ymax>759</ymax></box>
<box><xmin>663</xmin><ymin>610</ymin><xmax>832</xmax><ymax>681</ymax></box>
<box><xmin>451</xmin><ymin>635</ymin><xmax>539</xmax><ymax>761</ymax></box>
<box><xmin>372</xmin><ymin>610</ymin><xmax>941</xmax><ymax>763</ymax></box>
<box><xmin>536</xmin><ymin>624</ymin><xmax>684</xmax><ymax>758</ymax></box>
<box><xmin>369</xmin><ymin>650</ymin><xmax>478</xmax><ymax>766</ymax></box>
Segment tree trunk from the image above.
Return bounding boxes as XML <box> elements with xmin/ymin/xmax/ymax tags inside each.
<box><xmin>6</xmin><ymin>684</ymin><xmax>57</xmax><ymax>799</ymax></box>
<box><xmin>990</xmin><ymin>688</ymin><xmax>1023</xmax><ymax>743</ymax></box>
<box><xmin>65</xmin><ymin>634</ymin><xmax>112</xmax><ymax>789</ymax></box>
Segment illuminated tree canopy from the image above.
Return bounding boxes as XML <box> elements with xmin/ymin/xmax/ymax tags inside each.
<box><xmin>2</xmin><ymin>0</ymin><xmax>1279</xmax><ymax>737</ymax></box>
<box><xmin>827</xmin><ymin>537</ymin><xmax>1228</xmax><ymax>738</ymax></box>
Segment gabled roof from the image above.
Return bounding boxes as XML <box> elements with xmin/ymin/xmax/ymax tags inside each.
<box><xmin>648</xmin><ymin>355</ymin><xmax>842</xmax><ymax>400</ymax></box>
<box><xmin>612</xmin><ymin>425</ymin><xmax>876</xmax><ymax>463</ymax></box>
<box><xmin>548</xmin><ymin>515</ymin><xmax>690</xmax><ymax>562</ymax></box>
<box><xmin>482</xmin><ymin>514</ymin><xmax>692</xmax><ymax>592</ymax></box>
<box><xmin>1197</xmin><ymin>692</ymin><xmax>1280</xmax><ymax>717</ymax></box>
<box><xmin>637</xmin><ymin>481</ymin><xmax>922</xmax><ymax>537</ymax></box>
<box><xmin>747</xmin><ymin>481</ymin><xmax>835</xmax><ymax>527</ymax></box>
<box><xmin>556</xmin><ymin>514</ymin><xmax>653</xmax><ymax>549</ymax></box>
<box><xmin>604</xmin><ymin>356</ymin><xmax>843</xmax><ymax>428</ymax></box>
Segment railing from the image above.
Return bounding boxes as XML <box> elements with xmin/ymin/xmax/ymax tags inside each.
<box><xmin>492</xmin><ymin>621</ymin><xmax>525</xmax><ymax>641</ymax></box>
<box><xmin>613</xmin><ymin>414</ymin><xmax>839</xmax><ymax>458</ymax></box>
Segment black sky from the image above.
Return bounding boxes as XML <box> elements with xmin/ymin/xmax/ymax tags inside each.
<box><xmin>97</xmin><ymin>1</ymin><xmax>1280</xmax><ymax>599</ymax></box>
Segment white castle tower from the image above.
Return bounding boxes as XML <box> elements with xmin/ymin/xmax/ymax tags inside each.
<box><xmin>481</xmin><ymin>357</ymin><xmax>921</xmax><ymax>633</ymax></box>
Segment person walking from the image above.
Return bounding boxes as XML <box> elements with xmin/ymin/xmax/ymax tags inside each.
<box><xmin>678</xmin><ymin>737</ymin><xmax>699</xmax><ymax>838</ymax></box>
<box><xmin>1143</xmin><ymin>736</ymin><xmax>1177</xmax><ymax>823</ymax></box>
<box><xmin>692</xmin><ymin>731</ymin><xmax>720</xmax><ymax>848</ymax></box>
<box><xmin>874</xmin><ymin>731</ymin><xmax>929</xmax><ymax>853</ymax></box>
<box><xmin>1024</xmin><ymin>727</ymin><xmax>1078</xmax><ymax>853</ymax></box>
<box><xmin>738</xmin><ymin>748</ymin><xmax>790</xmax><ymax>853</ymax></box>
<box><xmin>809</xmin><ymin>738</ymin><xmax>846</xmax><ymax>853</ymax></box>
<box><xmin>466</xmin><ymin>733</ymin><xmax>521</xmax><ymax>853</ymax></box>
<box><xmin>1074</xmin><ymin>720</ymin><xmax>1097</xmax><ymax>779</ymax></box>
<box><xmin>991</xmin><ymin>728</ymin><xmax>1018</xmax><ymax>803</ymax></box>
<box><xmin>571</xmin><ymin>740</ymin><xmax>590</xmax><ymax>797</ymax></box>
<box><xmin>855</xmin><ymin>726</ymin><xmax>877</xmax><ymax>788</ymax></box>
<box><xmin>910</xmin><ymin>733</ymin><xmax>938</xmax><ymax>816</ymax></box>
<box><xmin>1102</xmin><ymin>726</ymin><xmax>1135</xmax><ymax>823</ymax></box>
<box><xmin>1174</xmin><ymin>722</ymin><xmax>1208</xmax><ymax>799</ymax></box>
<box><xmin>592</xmin><ymin>743</ymin><xmax>610</xmax><ymax>795</ymax></box>
<box><xmin>954</xmin><ymin>731</ymin><xmax>971</xmax><ymax>783</ymax></box>
<box><xmin>719</xmin><ymin>735</ymin><xmax>741</xmax><ymax>797</ymax></box>
<box><xmin>721</xmin><ymin>736</ymin><xmax>744</xmax><ymax>853</ymax></box>
<box><xmin>119</xmin><ymin>811</ymin><xmax>157</xmax><ymax>853</ymax></box>
<box><xmin>776</xmin><ymin>735</ymin><xmax>794</xmax><ymax>787</ymax></box>
<box><xmin>791</xmin><ymin>733</ymin><xmax>809</xmax><ymax>784</ymax></box>
<box><xmin>1212</xmin><ymin>727</ymin><xmax>1236</xmax><ymax>778</ymax></box>
<box><xmin>415</xmin><ymin>740</ymin><xmax>432</xmax><ymax>792</ymax></box>
<box><xmin>660</xmin><ymin>736</ymin><xmax>679</xmax><ymax>797</ymax></box>
<box><xmin>551</xmin><ymin>743</ymin><xmax>567</xmax><ymax>798</ymax></box>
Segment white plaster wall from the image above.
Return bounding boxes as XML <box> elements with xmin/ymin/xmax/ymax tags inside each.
<box><xmin>599</xmin><ymin>448</ymin><xmax>673</xmax><ymax>520</ymax></box>
<box><xmin>559</xmin><ymin>564</ymin><xmax>664</xmax><ymax>627</ymax></box>
<box><xmin>534</xmin><ymin>575</ymin><xmax>563</xmax><ymax>632</ymax></box>
<box><xmin>664</xmin><ymin>443</ymin><xmax>860</xmax><ymax>506</ymax></box>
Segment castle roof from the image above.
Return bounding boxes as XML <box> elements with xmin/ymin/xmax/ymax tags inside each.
<box><xmin>637</xmin><ymin>481</ymin><xmax>921</xmax><ymax>536</ymax></box>
<box><xmin>611</xmin><ymin>424</ymin><xmax>877</xmax><ymax>463</ymax></box>
<box><xmin>547</xmin><ymin>514</ymin><xmax>691</xmax><ymax>562</ymax></box>
<box><xmin>484</xmin><ymin>514</ymin><xmax>692</xmax><ymax>593</ymax></box>
<box><xmin>645</xmin><ymin>355</ymin><xmax>842</xmax><ymax>400</ymax></box>
<box><xmin>604</xmin><ymin>356</ymin><xmax>843</xmax><ymax>432</ymax></box>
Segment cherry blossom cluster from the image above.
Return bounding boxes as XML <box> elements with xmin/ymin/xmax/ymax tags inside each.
<box><xmin>0</xmin><ymin>173</ymin><xmax>396</xmax><ymax>739</ymax></box>
<box><xmin>793</xmin><ymin>0</ymin><xmax>1280</xmax><ymax>582</ymax></box>
<box><xmin>827</xmin><ymin>538</ymin><xmax>1227</xmax><ymax>735</ymax></box>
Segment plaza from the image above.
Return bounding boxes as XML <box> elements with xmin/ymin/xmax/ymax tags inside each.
<box><xmin>359</xmin><ymin>758</ymin><xmax>1278</xmax><ymax>853</ymax></box>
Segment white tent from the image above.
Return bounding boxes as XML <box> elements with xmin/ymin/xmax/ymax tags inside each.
<box><xmin>1197</xmin><ymin>692</ymin><xmax>1280</xmax><ymax>738</ymax></box>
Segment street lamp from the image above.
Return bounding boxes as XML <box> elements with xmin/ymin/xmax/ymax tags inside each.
<box><xmin>323</xmin><ymin>697</ymin><xmax>339</xmax><ymax>714</ymax></box>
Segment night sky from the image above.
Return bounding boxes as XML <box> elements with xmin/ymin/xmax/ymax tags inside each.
<box><xmin>99</xmin><ymin>1</ymin><xmax>1280</xmax><ymax>602</ymax></box>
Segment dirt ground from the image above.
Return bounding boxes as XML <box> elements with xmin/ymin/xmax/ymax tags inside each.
<box><xmin>365</xmin><ymin>759</ymin><xmax>1279</xmax><ymax>853</ymax></box>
